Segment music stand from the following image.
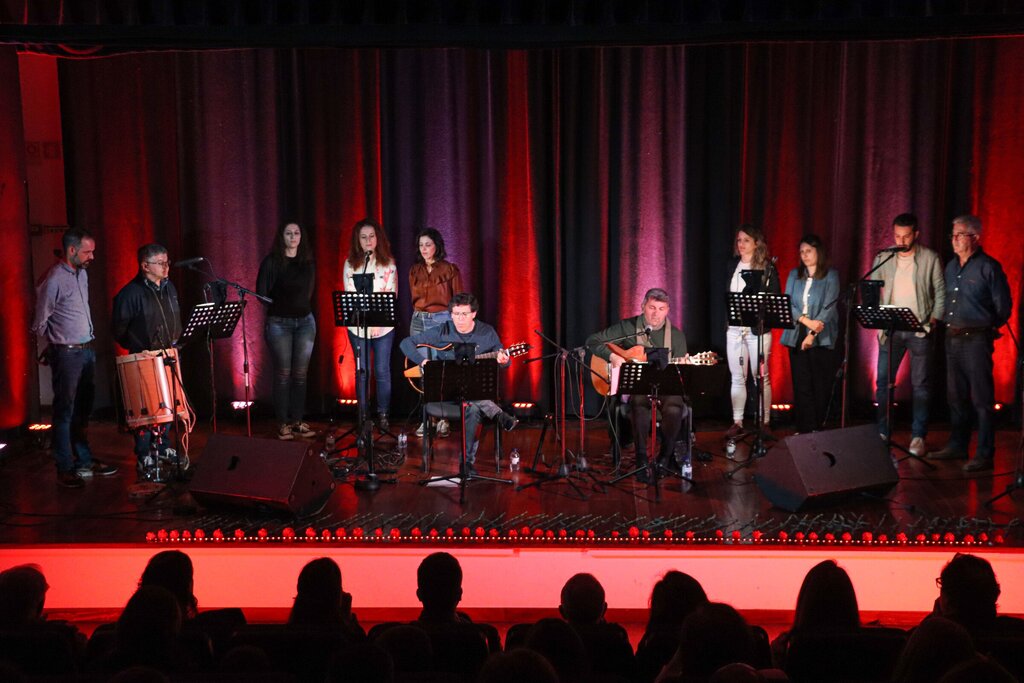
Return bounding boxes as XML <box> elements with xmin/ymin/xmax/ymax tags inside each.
<box><xmin>418</xmin><ymin>359</ymin><xmax>513</xmax><ymax>504</ymax></box>
<box><xmin>332</xmin><ymin>289</ymin><xmax>399</xmax><ymax>490</ymax></box>
<box><xmin>606</xmin><ymin>361</ymin><xmax>695</xmax><ymax>502</ymax></box>
<box><xmin>176</xmin><ymin>300</ymin><xmax>245</xmax><ymax>435</ymax></box>
<box><xmin>854</xmin><ymin>304</ymin><xmax>933</xmax><ymax>469</ymax></box>
<box><xmin>726</xmin><ymin>292</ymin><xmax>792</xmax><ymax>469</ymax></box>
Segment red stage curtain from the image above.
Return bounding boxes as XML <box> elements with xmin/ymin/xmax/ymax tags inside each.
<box><xmin>0</xmin><ymin>48</ymin><xmax>33</xmax><ymax>429</ymax></box>
<box><xmin>48</xmin><ymin>38</ymin><xmax>1023</xmax><ymax>419</ymax></box>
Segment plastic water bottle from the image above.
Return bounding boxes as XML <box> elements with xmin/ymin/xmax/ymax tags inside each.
<box><xmin>682</xmin><ymin>451</ymin><xmax>693</xmax><ymax>480</ymax></box>
<box><xmin>398</xmin><ymin>431</ymin><xmax>408</xmax><ymax>448</ymax></box>
<box><xmin>509</xmin><ymin>448</ymin><xmax>521</xmax><ymax>472</ymax></box>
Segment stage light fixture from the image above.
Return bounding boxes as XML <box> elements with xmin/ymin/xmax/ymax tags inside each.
<box><xmin>230</xmin><ymin>401</ymin><xmax>253</xmax><ymax>410</ymax></box>
<box><xmin>336</xmin><ymin>398</ymin><xmax>358</xmax><ymax>406</ymax></box>
<box><xmin>994</xmin><ymin>403</ymin><xmax>1003</xmax><ymax>411</ymax></box>
<box><xmin>28</xmin><ymin>423</ymin><xmax>52</xmax><ymax>431</ymax></box>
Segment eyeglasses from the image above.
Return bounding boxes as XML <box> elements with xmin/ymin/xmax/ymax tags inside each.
<box><xmin>451</xmin><ymin>311</ymin><xmax>473</xmax><ymax>318</ymax></box>
<box><xmin>146</xmin><ymin>260</ymin><xmax>170</xmax><ymax>267</ymax></box>
<box><xmin>951</xmin><ymin>232</ymin><xmax>978</xmax><ymax>241</ymax></box>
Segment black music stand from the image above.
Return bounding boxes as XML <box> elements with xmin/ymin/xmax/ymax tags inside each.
<box><xmin>726</xmin><ymin>291</ymin><xmax>792</xmax><ymax>469</ymax></box>
<box><xmin>418</xmin><ymin>359</ymin><xmax>513</xmax><ymax>504</ymax></box>
<box><xmin>606</xmin><ymin>361</ymin><xmax>695</xmax><ymax>502</ymax></box>
<box><xmin>854</xmin><ymin>304</ymin><xmax>933</xmax><ymax>469</ymax></box>
<box><xmin>332</xmin><ymin>289</ymin><xmax>398</xmax><ymax>491</ymax></box>
<box><xmin>177</xmin><ymin>301</ymin><xmax>244</xmax><ymax>435</ymax></box>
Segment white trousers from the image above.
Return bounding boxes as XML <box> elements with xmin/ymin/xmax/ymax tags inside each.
<box><xmin>726</xmin><ymin>326</ymin><xmax>772</xmax><ymax>423</ymax></box>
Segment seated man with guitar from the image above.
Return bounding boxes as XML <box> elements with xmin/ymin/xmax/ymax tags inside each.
<box><xmin>400</xmin><ymin>292</ymin><xmax>521</xmax><ymax>475</ymax></box>
<box><xmin>586</xmin><ymin>288</ymin><xmax>692</xmax><ymax>482</ymax></box>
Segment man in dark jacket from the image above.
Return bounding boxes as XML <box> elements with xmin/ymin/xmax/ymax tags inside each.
<box><xmin>112</xmin><ymin>243</ymin><xmax>183</xmax><ymax>477</ymax></box>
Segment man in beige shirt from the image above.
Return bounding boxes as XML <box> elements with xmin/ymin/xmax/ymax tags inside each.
<box><xmin>872</xmin><ymin>213</ymin><xmax>945</xmax><ymax>457</ymax></box>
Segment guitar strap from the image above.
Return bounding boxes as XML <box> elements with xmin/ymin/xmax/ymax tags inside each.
<box><xmin>635</xmin><ymin>317</ymin><xmax>671</xmax><ymax>353</ymax></box>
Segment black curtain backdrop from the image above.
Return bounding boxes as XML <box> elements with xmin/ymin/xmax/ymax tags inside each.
<box><xmin>21</xmin><ymin>38</ymin><xmax>1020</xmax><ymax>426</ymax></box>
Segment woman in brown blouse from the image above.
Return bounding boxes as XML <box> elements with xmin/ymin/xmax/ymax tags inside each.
<box><xmin>409</xmin><ymin>228</ymin><xmax>463</xmax><ymax>335</ymax></box>
<box><xmin>408</xmin><ymin>228</ymin><xmax>463</xmax><ymax>437</ymax></box>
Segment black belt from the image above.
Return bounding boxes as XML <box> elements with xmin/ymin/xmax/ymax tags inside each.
<box><xmin>53</xmin><ymin>342</ymin><xmax>93</xmax><ymax>350</ymax></box>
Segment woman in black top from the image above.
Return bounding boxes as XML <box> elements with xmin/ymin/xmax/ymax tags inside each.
<box><xmin>257</xmin><ymin>221</ymin><xmax>317</xmax><ymax>440</ymax></box>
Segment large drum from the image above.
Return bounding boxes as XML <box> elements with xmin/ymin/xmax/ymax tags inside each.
<box><xmin>116</xmin><ymin>349</ymin><xmax>190</xmax><ymax>429</ymax></box>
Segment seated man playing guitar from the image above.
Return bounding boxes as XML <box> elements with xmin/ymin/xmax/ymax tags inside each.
<box><xmin>585</xmin><ymin>288</ymin><xmax>691</xmax><ymax>482</ymax></box>
<box><xmin>400</xmin><ymin>292</ymin><xmax>519</xmax><ymax>475</ymax></box>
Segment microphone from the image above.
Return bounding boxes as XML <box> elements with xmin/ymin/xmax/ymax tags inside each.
<box><xmin>878</xmin><ymin>246</ymin><xmax>911</xmax><ymax>253</ymax></box>
<box><xmin>643</xmin><ymin>325</ymin><xmax>653</xmax><ymax>337</ymax></box>
<box><xmin>173</xmin><ymin>256</ymin><xmax>205</xmax><ymax>268</ymax></box>
<box><xmin>364</xmin><ymin>250</ymin><xmax>373</xmax><ymax>261</ymax></box>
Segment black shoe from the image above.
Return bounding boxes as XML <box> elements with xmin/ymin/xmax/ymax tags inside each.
<box><xmin>77</xmin><ymin>460</ymin><xmax>119</xmax><ymax>477</ymax></box>
<box><xmin>57</xmin><ymin>470</ymin><xmax>85</xmax><ymax>488</ymax></box>
<box><xmin>928</xmin><ymin>446</ymin><xmax>968</xmax><ymax>461</ymax></box>
<box><xmin>499</xmin><ymin>412</ymin><xmax>518</xmax><ymax>432</ymax></box>
<box><xmin>695</xmin><ymin>449</ymin><xmax>713</xmax><ymax>463</ymax></box>
<box><xmin>378</xmin><ymin>414</ymin><xmax>390</xmax><ymax>432</ymax></box>
<box><xmin>962</xmin><ymin>458</ymin><xmax>993</xmax><ymax>472</ymax></box>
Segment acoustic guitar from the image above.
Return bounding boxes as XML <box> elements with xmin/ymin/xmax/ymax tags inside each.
<box><xmin>589</xmin><ymin>342</ymin><xmax>719</xmax><ymax>396</ymax></box>
<box><xmin>404</xmin><ymin>341</ymin><xmax>531</xmax><ymax>393</ymax></box>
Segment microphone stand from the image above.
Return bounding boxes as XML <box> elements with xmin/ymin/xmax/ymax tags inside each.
<box><xmin>823</xmin><ymin>251</ymin><xmax>895</xmax><ymax>427</ymax></box>
<box><xmin>182</xmin><ymin>260</ymin><xmax>271</xmax><ymax>438</ymax></box>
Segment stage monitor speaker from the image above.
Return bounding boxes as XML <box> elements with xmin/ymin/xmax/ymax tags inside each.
<box><xmin>189</xmin><ymin>434</ymin><xmax>336</xmax><ymax>517</ymax></box>
<box><xmin>754</xmin><ymin>424</ymin><xmax>897</xmax><ymax>512</ymax></box>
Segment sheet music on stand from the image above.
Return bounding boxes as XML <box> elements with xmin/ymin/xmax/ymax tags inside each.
<box><xmin>727</xmin><ymin>292</ymin><xmax>794</xmax><ymax>330</ymax></box>
<box><xmin>332</xmin><ymin>291</ymin><xmax>397</xmax><ymax>328</ymax></box>
<box><xmin>423</xmin><ymin>359</ymin><xmax>499</xmax><ymax>404</ymax></box>
<box><xmin>176</xmin><ymin>301</ymin><xmax>245</xmax><ymax>347</ymax></box>
<box><xmin>616</xmin><ymin>362</ymin><xmax>687</xmax><ymax>398</ymax></box>
<box><xmin>853</xmin><ymin>305</ymin><xmax>924</xmax><ymax>333</ymax></box>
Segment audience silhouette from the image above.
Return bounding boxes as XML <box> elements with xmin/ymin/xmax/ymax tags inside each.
<box><xmin>636</xmin><ymin>570</ymin><xmax>709</xmax><ymax>683</ymax></box>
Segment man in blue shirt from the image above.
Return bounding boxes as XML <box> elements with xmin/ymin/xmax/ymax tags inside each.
<box><xmin>400</xmin><ymin>292</ymin><xmax>517</xmax><ymax>475</ymax></box>
<box><xmin>31</xmin><ymin>228</ymin><xmax>118</xmax><ymax>488</ymax></box>
<box><xmin>928</xmin><ymin>215</ymin><xmax>1012</xmax><ymax>472</ymax></box>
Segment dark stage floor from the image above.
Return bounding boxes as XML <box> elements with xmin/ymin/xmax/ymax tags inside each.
<box><xmin>1</xmin><ymin>413</ymin><xmax>1021</xmax><ymax>547</ymax></box>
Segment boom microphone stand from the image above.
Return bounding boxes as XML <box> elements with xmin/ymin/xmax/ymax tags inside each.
<box><xmin>985</xmin><ymin>325</ymin><xmax>1023</xmax><ymax>507</ymax></box>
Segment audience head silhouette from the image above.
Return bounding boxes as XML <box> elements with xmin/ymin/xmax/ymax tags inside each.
<box><xmin>646</xmin><ymin>569</ymin><xmax>708</xmax><ymax>632</ymax></box>
<box><xmin>139</xmin><ymin>550</ymin><xmax>197</xmax><ymax>620</ymax></box>
<box><xmin>525</xmin><ymin>616</ymin><xmax>590</xmax><ymax>683</ymax></box>
<box><xmin>479</xmin><ymin>648</ymin><xmax>560</xmax><ymax>683</ymax></box>
<box><xmin>793</xmin><ymin>559</ymin><xmax>860</xmax><ymax>633</ymax></box>
<box><xmin>678</xmin><ymin>602</ymin><xmax>757</xmax><ymax>678</ymax></box>
<box><xmin>938</xmin><ymin>553</ymin><xmax>1000</xmax><ymax>629</ymax></box>
<box><xmin>416</xmin><ymin>552</ymin><xmax>463</xmax><ymax>617</ymax></box>
<box><xmin>559</xmin><ymin>573</ymin><xmax>607</xmax><ymax>624</ymax></box>
<box><xmin>290</xmin><ymin>557</ymin><xmax>347</xmax><ymax>627</ymax></box>
<box><xmin>0</xmin><ymin>564</ymin><xmax>48</xmax><ymax>627</ymax></box>
<box><xmin>892</xmin><ymin>616</ymin><xmax>975</xmax><ymax>683</ymax></box>
<box><xmin>115</xmin><ymin>586</ymin><xmax>183</xmax><ymax>670</ymax></box>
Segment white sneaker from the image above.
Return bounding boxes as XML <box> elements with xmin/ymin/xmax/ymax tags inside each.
<box><xmin>278</xmin><ymin>424</ymin><xmax>294</xmax><ymax>440</ymax></box>
<box><xmin>437</xmin><ymin>419</ymin><xmax>450</xmax><ymax>438</ymax></box>
<box><xmin>292</xmin><ymin>422</ymin><xmax>315</xmax><ymax>438</ymax></box>
<box><xmin>415</xmin><ymin>422</ymin><xmax>426</xmax><ymax>437</ymax></box>
<box><xmin>909</xmin><ymin>437</ymin><xmax>927</xmax><ymax>457</ymax></box>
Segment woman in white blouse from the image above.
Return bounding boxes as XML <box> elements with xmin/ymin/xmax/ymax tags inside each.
<box><xmin>343</xmin><ymin>218</ymin><xmax>398</xmax><ymax>431</ymax></box>
<box><xmin>780</xmin><ymin>234</ymin><xmax>840</xmax><ymax>433</ymax></box>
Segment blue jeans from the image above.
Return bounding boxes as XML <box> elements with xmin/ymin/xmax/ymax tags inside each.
<box><xmin>49</xmin><ymin>346</ymin><xmax>95</xmax><ymax>473</ymax></box>
<box><xmin>875</xmin><ymin>331</ymin><xmax>932</xmax><ymax>439</ymax></box>
<box><xmin>265</xmin><ymin>314</ymin><xmax>316</xmax><ymax>424</ymax></box>
<box><xmin>348</xmin><ymin>330</ymin><xmax>393</xmax><ymax>415</ymax></box>
<box><xmin>410</xmin><ymin>310</ymin><xmax>452</xmax><ymax>336</ymax></box>
<box><xmin>946</xmin><ymin>333</ymin><xmax>996</xmax><ymax>459</ymax></box>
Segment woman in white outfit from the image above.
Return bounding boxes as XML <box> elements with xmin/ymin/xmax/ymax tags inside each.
<box><xmin>725</xmin><ymin>224</ymin><xmax>780</xmax><ymax>440</ymax></box>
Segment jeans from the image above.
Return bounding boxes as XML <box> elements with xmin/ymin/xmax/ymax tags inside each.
<box><xmin>630</xmin><ymin>394</ymin><xmax>689</xmax><ymax>465</ymax></box>
<box><xmin>462</xmin><ymin>400</ymin><xmax>504</xmax><ymax>464</ymax></box>
<box><xmin>875</xmin><ymin>331</ymin><xmax>932</xmax><ymax>439</ymax></box>
<box><xmin>410</xmin><ymin>310</ymin><xmax>452</xmax><ymax>336</ymax></box>
<box><xmin>49</xmin><ymin>346</ymin><xmax>95</xmax><ymax>473</ymax></box>
<box><xmin>726</xmin><ymin>327</ymin><xmax>772</xmax><ymax>423</ymax></box>
<box><xmin>348</xmin><ymin>329</ymin><xmax>394</xmax><ymax>415</ymax></box>
<box><xmin>946</xmin><ymin>333</ymin><xmax>996</xmax><ymax>459</ymax></box>
<box><xmin>265</xmin><ymin>314</ymin><xmax>316</xmax><ymax>424</ymax></box>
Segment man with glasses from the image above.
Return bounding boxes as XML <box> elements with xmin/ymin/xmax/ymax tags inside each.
<box><xmin>871</xmin><ymin>213</ymin><xmax>945</xmax><ymax>457</ymax></box>
<box><xmin>929</xmin><ymin>215</ymin><xmax>1011</xmax><ymax>472</ymax></box>
<box><xmin>32</xmin><ymin>227</ymin><xmax>119</xmax><ymax>488</ymax></box>
<box><xmin>400</xmin><ymin>292</ymin><xmax>518</xmax><ymax>476</ymax></box>
<box><xmin>112</xmin><ymin>243</ymin><xmax>183</xmax><ymax>477</ymax></box>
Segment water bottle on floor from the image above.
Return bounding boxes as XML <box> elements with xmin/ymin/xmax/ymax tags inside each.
<box><xmin>510</xmin><ymin>448</ymin><xmax>521</xmax><ymax>472</ymax></box>
<box><xmin>682</xmin><ymin>450</ymin><xmax>693</xmax><ymax>479</ymax></box>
